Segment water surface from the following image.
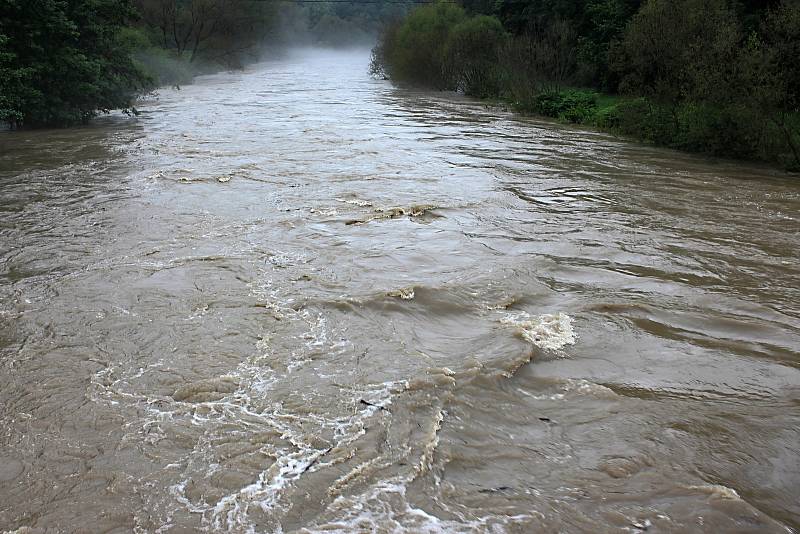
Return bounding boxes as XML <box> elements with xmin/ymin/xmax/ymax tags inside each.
<box><xmin>1</xmin><ymin>49</ymin><xmax>798</xmax><ymax>533</ymax></box>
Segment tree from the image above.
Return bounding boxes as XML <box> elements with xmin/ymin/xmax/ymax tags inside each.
<box><xmin>0</xmin><ymin>0</ymin><xmax>151</xmax><ymax>127</ymax></box>
<box><xmin>134</xmin><ymin>0</ymin><xmax>277</xmax><ymax>65</ymax></box>
<box><xmin>575</xmin><ymin>0</ymin><xmax>642</xmax><ymax>89</ymax></box>
<box><xmin>383</xmin><ymin>1</ymin><xmax>466</xmax><ymax>89</ymax></box>
<box><xmin>748</xmin><ymin>0</ymin><xmax>800</xmax><ymax>167</ymax></box>
<box><xmin>444</xmin><ymin>15</ymin><xmax>507</xmax><ymax>97</ymax></box>
<box><xmin>0</xmin><ymin>32</ymin><xmax>32</xmax><ymax>127</ymax></box>
<box><xmin>136</xmin><ymin>0</ymin><xmax>220</xmax><ymax>61</ymax></box>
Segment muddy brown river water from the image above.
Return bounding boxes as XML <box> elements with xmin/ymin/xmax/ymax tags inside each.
<box><xmin>1</xmin><ymin>49</ymin><xmax>799</xmax><ymax>533</ymax></box>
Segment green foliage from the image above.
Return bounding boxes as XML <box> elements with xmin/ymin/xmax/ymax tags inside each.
<box><xmin>381</xmin><ymin>1</ymin><xmax>467</xmax><ymax>89</ymax></box>
<box><xmin>133</xmin><ymin>0</ymin><xmax>280</xmax><ymax>67</ymax></box>
<box><xmin>506</xmin><ymin>18</ymin><xmax>579</xmax><ymax>96</ymax></box>
<box><xmin>1</xmin><ymin>0</ymin><xmax>416</xmax><ymax>128</ymax></box>
<box><xmin>0</xmin><ymin>0</ymin><xmax>151</xmax><ymax>127</ymax></box>
<box><xmin>444</xmin><ymin>15</ymin><xmax>507</xmax><ymax>97</ymax></box>
<box><xmin>372</xmin><ymin>3</ymin><xmax>507</xmax><ymax>95</ymax></box>
<box><xmin>613</xmin><ymin>0</ymin><xmax>740</xmax><ymax>106</ymax></box>
<box><xmin>530</xmin><ymin>90</ymin><xmax>598</xmax><ymax>123</ymax></box>
<box><xmin>114</xmin><ymin>26</ymin><xmax>191</xmax><ymax>86</ymax></box>
<box><xmin>374</xmin><ymin>0</ymin><xmax>800</xmax><ymax>169</ymax></box>
<box><xmin>303</xmin><ymin>0</ymin><xmax>407</xmax><ymax>46</ymax></box>
<box><xmin>673</xmin><ymin>102</ymin><xmax>758</xmax><ymax>157</ymax></box>
<box><xmin>610</xmin><ymin>0</ymin><xmax>800</xmax><ymax>167</ymax></box>
<box><xmin>0</xmin><ymin>33</ymin><xmax>33</xmax><ymax>125</ymax></box>
<box><xmin>576</xmin><ymin>0</ymin><xmax>642</xmax><ymax>89</ymax></box>
<box><xmin>764</xmin><ymin>1</ymin><xmax>800</xmax><ymax>111</ymax></box>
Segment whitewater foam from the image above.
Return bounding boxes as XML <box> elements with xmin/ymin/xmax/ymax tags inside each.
<box><xmin>500</xmin><ymin>312</ymin><xmax>576</xmax><ymax>351</ymax></box>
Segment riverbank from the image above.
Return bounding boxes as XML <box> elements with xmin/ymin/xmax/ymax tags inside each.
<box><xmin>500</xmin><ymin>89</ymin><xmax>800</xmax><ymax>172</ymax></box>
<box><xmin>370</xmin><ymin>0</ymin><xmax>800</xmax><ymax>172</ymax></box>
<box><xmin>501</xmin><ymin>89</ymin><xmax>622</xmax><ymax>132</ymax></box>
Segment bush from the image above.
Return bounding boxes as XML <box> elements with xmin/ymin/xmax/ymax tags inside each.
<box><xmin>674</xmin><ymin>102</ymin><xmax>759</xmax><ymax>157</ymax></box>
<box><xmin>531</xmin><ymin>90</ymin><xmax>597</xmax><ymax>123</ymax></box>
<box><xmin>605</xmin><ymin>98</ymin><xmax>645</xmax><ymax>135</ymax></box>
<box><xmin>613</xmin><ymin>0</ymin><xmax>740</xmax><ymax>106</ymax></box>
<box><xmin>593</xmin><ymin>100</ymin><xmax>622</xmax><ymax>129</ymax></box>
<box><xmin>444</xmin><ymin>15</ymin><xmax>507</xmax><ymax>97</ymax></box>
<box><xmin>381</xmin><ymin>1</ymin><xmax>467</xmax><ymax>89</ymax></box>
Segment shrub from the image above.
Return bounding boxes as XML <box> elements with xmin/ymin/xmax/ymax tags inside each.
<box><xmin>444</xmin><ymin>15</ymin><xmax>507</xmax><ymax>97</ymax></box>
<box><xmin>531</xmin><ymin>90</ymin><xmax>597</xmax><ymax>124</ymax></box>
<box><xmin>613</xmin><ymin>98</ymin><xmax>660</xmax><ymax>141</ymax></box>
<box><xmin>674</xmin><ymin>102</ymin><xmax>760</xmax><ymax>157</ymax></box>
<box><xmin>382</xmin><ymin>1</ymin><xmax>467</xmax><ymax>89</ymax></box>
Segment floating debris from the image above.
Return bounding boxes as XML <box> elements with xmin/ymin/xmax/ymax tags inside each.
<box><xmin>486</xmin><ymin>296</ymin><xmax>519</xmax><ymax>310</ymax></box>
<box><xmin>377</xmin><ymin>204</ymin><xmax>437</xmax><ymax>218</ymax></box>
<box><xmin>687</xmin><ymin>484</ymin><xmax>741</xmax><ymax>500</ymax></box>
<box><xmin>346</xmin><ymin>204</ymin><xmax>439</xmax><ymax>225</ymax></box>
<box><xmin>359</xmin><ymin>399</ymin><xmax>387</xmax><ymax>411</ymax></box>
<box><xmin>387</xmin><ymin>287</ymin><xmax>415</xmax><ymax>300</ymax></box>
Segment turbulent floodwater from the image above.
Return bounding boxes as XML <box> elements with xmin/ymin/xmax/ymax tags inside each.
<box><xmin>1</xmin><ymin>49</ymin><xmax>799</xmax><ymax>533</ymax></box>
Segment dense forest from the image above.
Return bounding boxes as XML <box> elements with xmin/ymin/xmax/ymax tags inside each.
<box><xmin>372</xmin><ymin>0</ymin><xmax>800</xmax><ymax>169</ymax></box>
<box><xmin>0</xmin><ymin>0</ymin><xmax>403</xmax><ymax>128</ymax></box>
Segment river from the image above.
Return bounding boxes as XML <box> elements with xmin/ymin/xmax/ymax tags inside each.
<box><xmin>1</xmin><ymin>49</ymin><xmax>799</xmax><ymax>533</ymax></box>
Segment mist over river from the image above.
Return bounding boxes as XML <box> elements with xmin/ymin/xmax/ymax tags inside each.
<box><xmin>1</xmin><ymin>49</ymin><xmax>799</xmax><ymax>533</ymax></box>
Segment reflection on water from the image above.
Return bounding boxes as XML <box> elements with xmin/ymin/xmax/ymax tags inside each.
<box><xmin>1</xmin><ymin>48</ymin><xmax>798</xmax><ymax>533</ymax></box>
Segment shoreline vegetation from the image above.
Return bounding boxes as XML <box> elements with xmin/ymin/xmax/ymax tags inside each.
<box><xmin>0</xmin><ymin>0</ymin><xmax>403</xmax><ymax>128</ymax></box>
<box><xmin>2</xmin><ymin>1</ymin><xmax>798</xmax><ymax>172</ymax></box>
<box><xmin>370</xmin><ymin>0</ymin><xmax>800</xmax><ymax>171</ymax></box>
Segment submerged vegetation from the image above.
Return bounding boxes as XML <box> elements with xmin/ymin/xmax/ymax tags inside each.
<box><xmin>0</xmin><ymin>0</ymin><xmax>405</xmax><ymax>127</ymax></box>
<box><xmin>371</xmin><ymin>0</ymin><xmax>800</xmax><ymax>169</ymax></box>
